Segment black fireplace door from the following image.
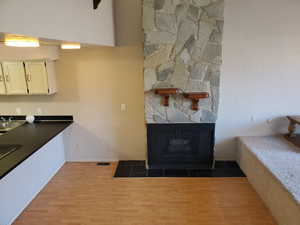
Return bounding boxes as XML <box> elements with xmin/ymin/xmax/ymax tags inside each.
<box><xmin>147</xmin><ymin>123</ymin><xmax>215</xmax><ymax>169</ymax></box>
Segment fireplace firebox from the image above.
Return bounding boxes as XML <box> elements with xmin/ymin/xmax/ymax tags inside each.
<box><xmin>147</xmin><ymin>124</ymin><xmax>215</xmax><ymax>170</ymax></box>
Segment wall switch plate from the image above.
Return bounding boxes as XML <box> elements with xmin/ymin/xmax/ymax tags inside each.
<box><xmin>16</xmin><ymin>108</ymin><xmax>21</xmax><ymax>115</ymax></box>
<box><xmin>121</xmin><ymin>104</ymin><xmax>127</xmax><ymax>112</ymax></box>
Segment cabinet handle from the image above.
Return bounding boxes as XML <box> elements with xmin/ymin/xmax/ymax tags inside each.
<box><xmin>5</xmin><ymin>75</ymin><xmax>10</xmax><ymax>82</ymax></box>
<box><xmin>26</xmin><ymin>74</ymin><xmax>31</xmax><ymax>82</ymax></box>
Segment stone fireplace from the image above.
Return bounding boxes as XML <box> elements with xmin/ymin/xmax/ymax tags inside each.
<box><xmin>143</xmin><ymin>0</ymin><xmax>224</xmax><ymax>169</ymax></box>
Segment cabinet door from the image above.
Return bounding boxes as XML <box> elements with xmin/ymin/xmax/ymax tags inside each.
<box><xmin>24</xmin><ymin>61</ymin><xmax>49</xmax><ymax>95</ymax></box>
<box><xmin>2</xmin><ymin>61</ymin><xmax>28</xmax><ymax>95</ymax></box>
<box><xmin>0</xmin><ymin>64</ymin><xmax>6</xmax><ymax>95</ymax></box>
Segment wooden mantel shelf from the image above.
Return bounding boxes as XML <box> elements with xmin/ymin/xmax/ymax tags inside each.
<box><xmin>286</xmin><ymin>116</ymin><xmax>300</xmax><ymax>137</ymax></box>
<box><xmin>285</xmin><ymin>116</ymin><xmax>300</xmax><ymax>149</ymax></box>
<box><xmin>153</xmin><ymin>89</ymin><xmax>209</xmax><ymax>110</ymax></box>
<box><xmin>154</xmin><ymin>88</ymin><xmax>179</xmax><ymax>107</ymax></box>
<box><xmin>183</xmin><ymin>92</ymin><xmax>209</xmax><ymax>111</ymax></box>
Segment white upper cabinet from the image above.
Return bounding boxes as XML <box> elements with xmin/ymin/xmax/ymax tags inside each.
<box><xmin>0</xmin><ymin>64</ymin><xmax>6</xmax><ymax>95</ymax></box>
<box><xmin>24</xmin><ymin>61</ymin><xmax>49</xmax><ymax>95</ymax></box>
<box><xmin>0</xmin><ymin>60</ymin><xmax>57</xmax><ymax>96</ymax></box>
<box><xmin>24</xmin><ymin>60</ymin><xmax>57</xmax><ymax>95</ymax></box>
<box><xmin>2</xmin><ymin>61</ymin><xmax>28</xmax><ymax>95</ymax></box>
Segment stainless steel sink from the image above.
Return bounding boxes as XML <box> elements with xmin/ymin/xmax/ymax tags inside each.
<box><xmin>0</xmin><ymin>121</ymin><xmax>26</xmax><ymax>133</ymax></box>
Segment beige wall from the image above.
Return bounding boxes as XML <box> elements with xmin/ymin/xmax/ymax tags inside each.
<box><xmin>1</xmin><ymin>0</ymin><xmax>299</xmax><ymax>161</ymax></box>
<box><xmin>0</xmin><ymin>46</ymin><xmax>147</xmax><ymax>161</ymax></box>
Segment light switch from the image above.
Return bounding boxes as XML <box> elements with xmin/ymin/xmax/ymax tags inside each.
<box><xmin>121</xmin><ymin>104</ymin><xmax>127</xmax><ymax>112</ymax></box>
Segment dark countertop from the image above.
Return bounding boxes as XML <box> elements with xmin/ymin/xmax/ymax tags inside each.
<box><xmin>0</xmin><ymin>121</ymin><xmax>73</xmax><ymax>179</ymax></box>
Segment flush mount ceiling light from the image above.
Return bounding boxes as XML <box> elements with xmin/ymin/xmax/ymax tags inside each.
<box><xmin>5</xmin><ymin>34</ymin><xmax>40</xmax><ymax>47</ymax></box>
<box><xmin>61</xmin><ymin>43</ymin><xmax>81</xmax><ymax>49</ymax></box>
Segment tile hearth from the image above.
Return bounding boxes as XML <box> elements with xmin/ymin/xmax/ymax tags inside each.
<box><xmin>114</xmin><ymin>161</ymin><xmax>245</xmax><ymax>178</ymax></box>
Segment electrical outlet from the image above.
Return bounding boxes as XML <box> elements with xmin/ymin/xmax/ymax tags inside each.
<box><xmin>37</xmin><ymin>108</ymin><xmax>43</xmax><ymax>115</ymax></box>
<box><xmin>16</xmin><ymin>108</ymin><xmax>21</xmax><ymax>115</ymax></box>
<box><xmin>121</xmin><ymin>104</ymin><xmax>127</xmax><ymax>112</ymax></box>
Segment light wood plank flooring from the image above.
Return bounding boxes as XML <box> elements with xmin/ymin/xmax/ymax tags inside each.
<box><xmin>13</xmin><ymin>163</ymin><xmax>277</xmax><ymax>225</ymax></box>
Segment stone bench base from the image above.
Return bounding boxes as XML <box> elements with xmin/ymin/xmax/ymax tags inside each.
<box><xmin>237</xmin><ymin>136</ymin><xmax>300</xmax><ymax>225</ymax></box>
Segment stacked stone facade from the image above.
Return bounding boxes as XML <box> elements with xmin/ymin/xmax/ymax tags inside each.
<box><xmin>143</xmin><ymin>0</ymin><xmax>224</xmax><ymax>123</ymax></box>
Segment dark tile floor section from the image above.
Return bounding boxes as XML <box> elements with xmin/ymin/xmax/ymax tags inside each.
<box><xmin>114</xmin><ymin>161</ymin><xmax>246</xmax><ymax>178</ymax></box>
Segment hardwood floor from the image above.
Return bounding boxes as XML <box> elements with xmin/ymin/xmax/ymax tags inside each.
<box><xmin>13</xmin><ymin>163</ymin><xmax>277</xmax><ymax>225</ymax></box>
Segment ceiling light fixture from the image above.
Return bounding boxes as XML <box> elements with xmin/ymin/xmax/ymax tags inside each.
<box><xmin>61</xmin><ymin>43</ymin><xmax>81</xmax><ymax>49</ymax></box>
<box><xmin>4</xmin><ymin>34</ymin><xmax>40</xmax><ymax>47</ymax></box>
